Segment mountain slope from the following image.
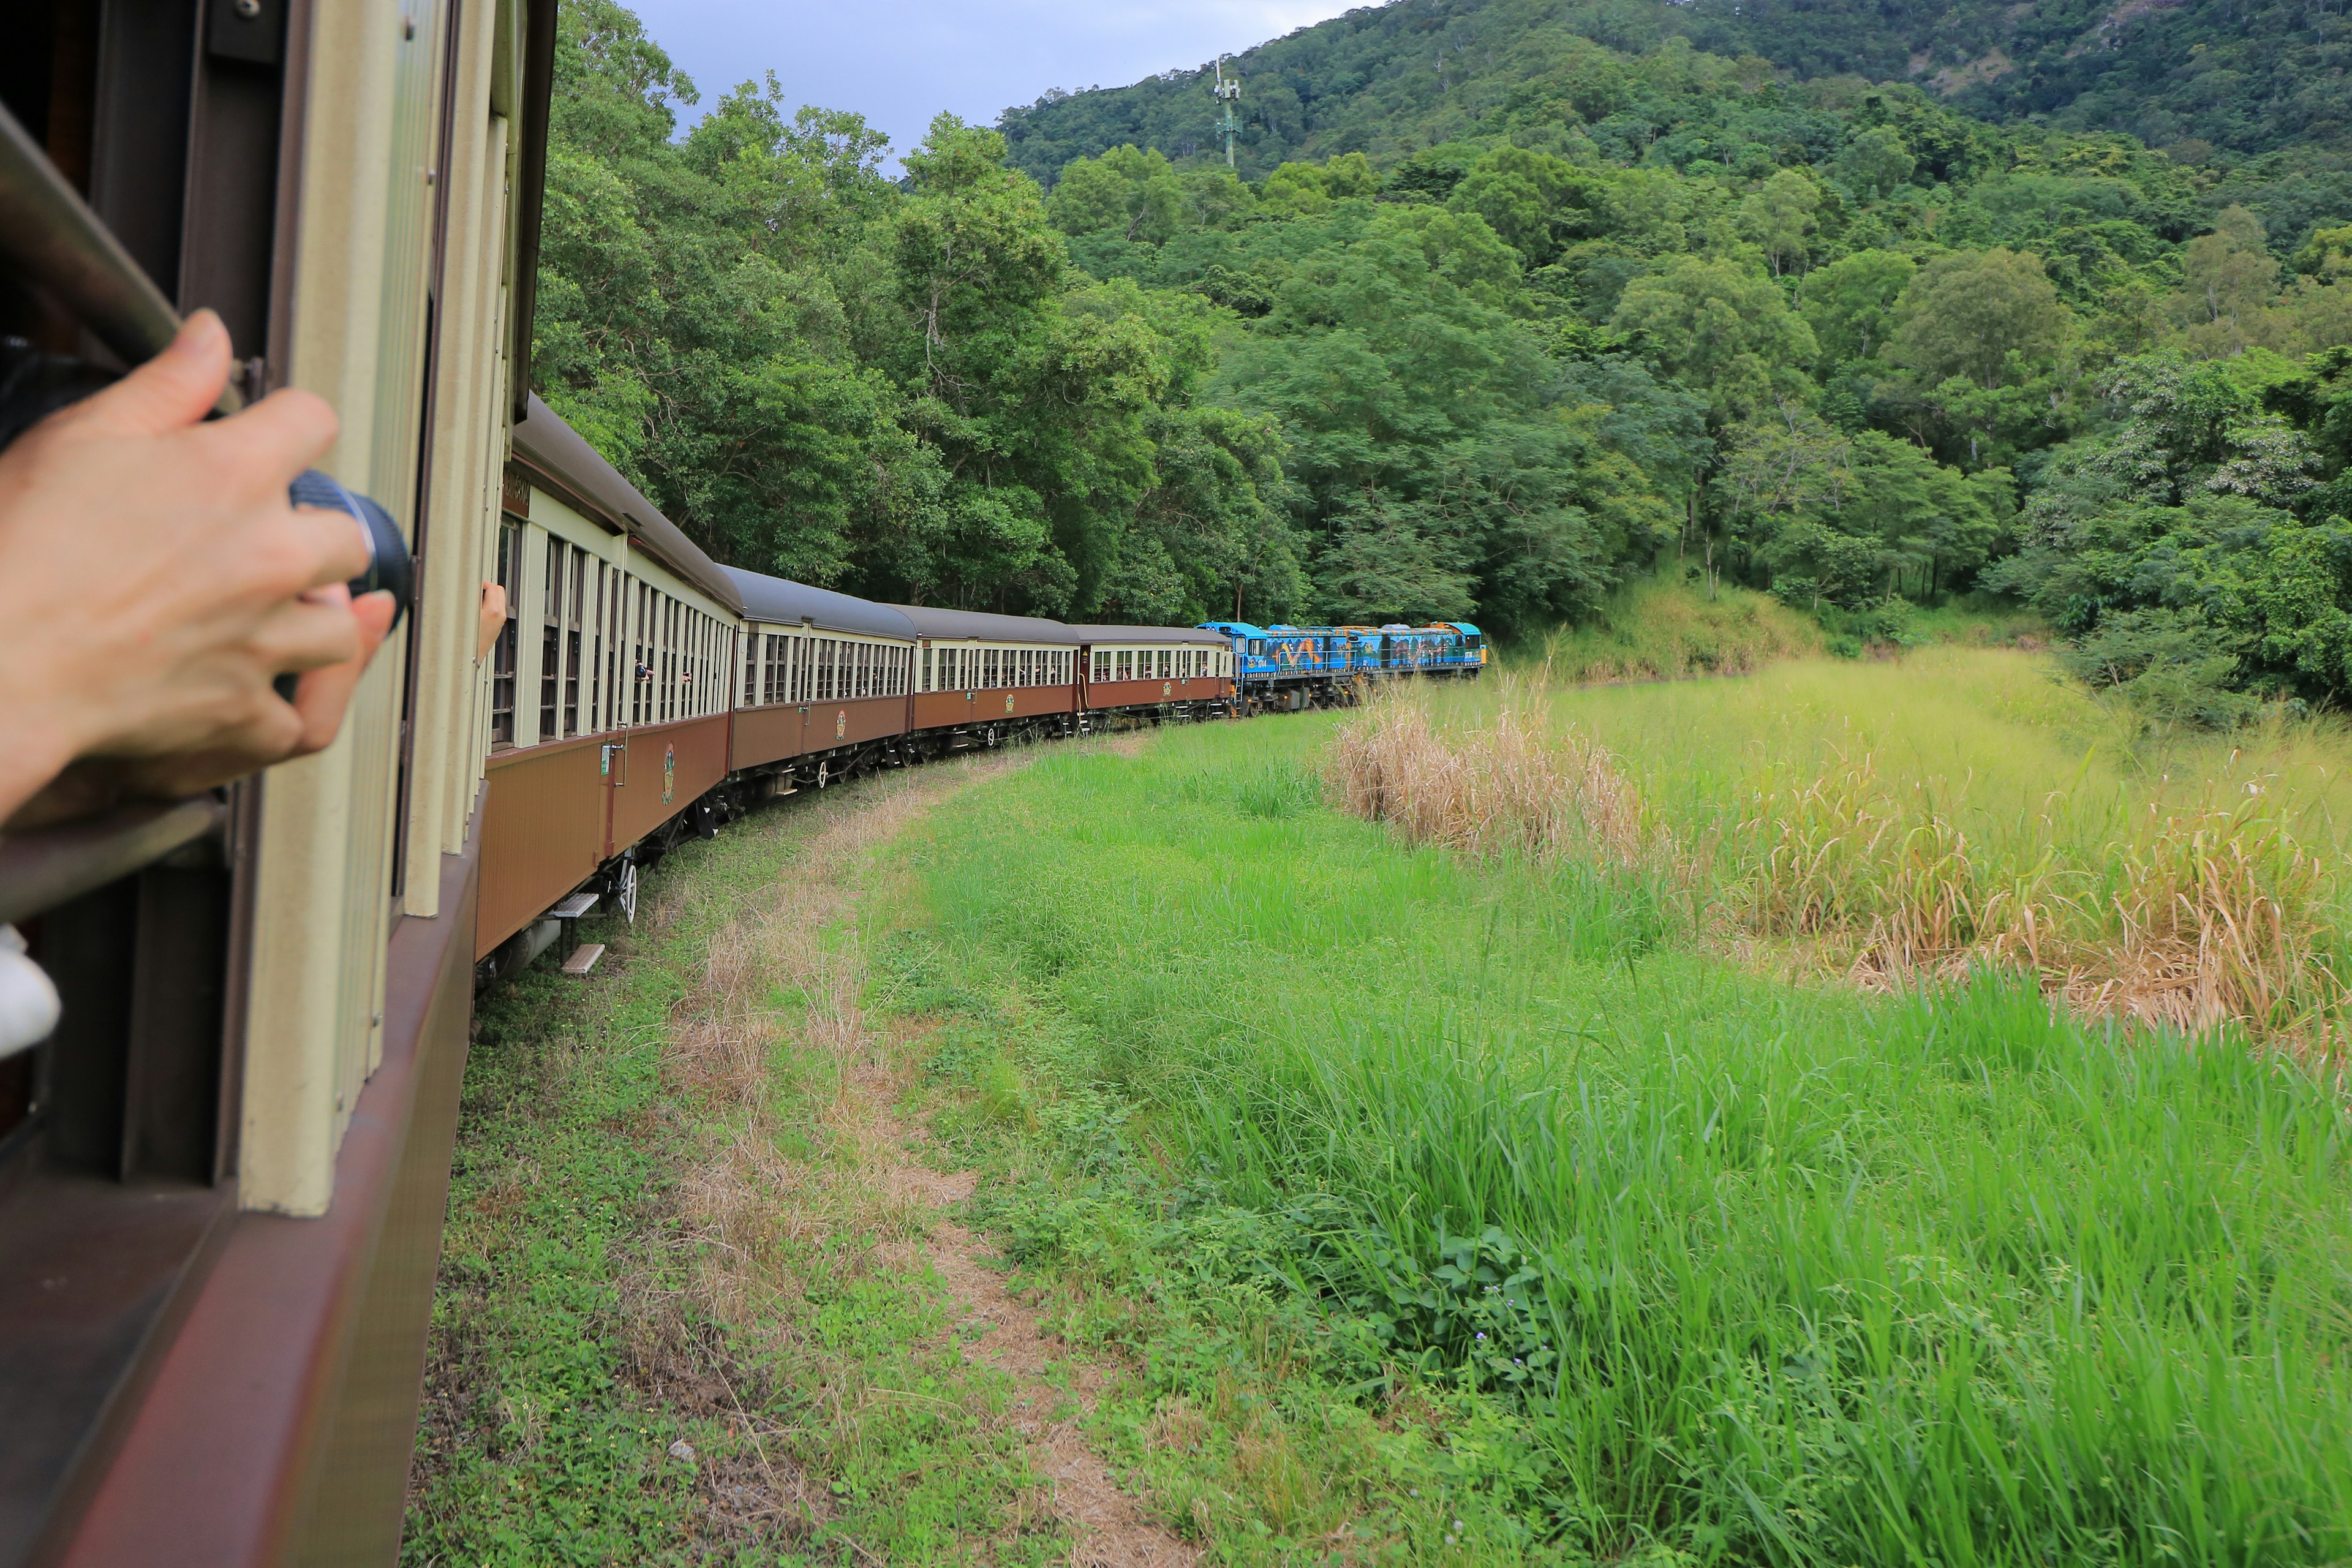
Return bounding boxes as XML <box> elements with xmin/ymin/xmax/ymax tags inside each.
<box><xmin>998</xmin><ymin>0</ymin><xmax>2352</xmax><ymax>183</ymax></box>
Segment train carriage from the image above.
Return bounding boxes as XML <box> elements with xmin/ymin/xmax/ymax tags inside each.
<box><xmin>477</xmin><ymin>398</ymin><xmax>745</xmax><ymax>965</ymax></box>
<box><xmin>0</xmin><ymin>9</ymin><xmax>1309</xmax><ymax>1555</ymax></box>
<box><xmin>728</xmin><ymin>569</ymin><xmax>919</xmax><ymax>783</ymax></box>
<box><xmin>902</xmin><ymin>606</ymin><xmax>1085</xmax><ymax>748</ymax></box>
<box><xmin>1</xmin><ymin>1</ymin><xmax>564</xmax><ymax>1561</ymax></box>
<box><xmin>1076</xmin><ymin>626</ymin><xmax>1235</xmax><ymax>716</ymax></box>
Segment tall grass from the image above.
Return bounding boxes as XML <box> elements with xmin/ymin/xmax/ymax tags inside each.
<box><xmin>1532</xmin><ymin>578</ymin><xmax>1822</xmax><ymax>684</ymax></box>
<box><xmin>913</xmin><ymin>709</ymin><xmax>2352</xmax><ymax>1564</ymax></box>
<box><xmin>1330</xmin><ymin>652</ymin><xmax>2352</xmax><ymax>1045</ymax></box>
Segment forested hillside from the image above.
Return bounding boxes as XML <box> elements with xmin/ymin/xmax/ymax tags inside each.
<box><xmin>536</xmin><ymin>0</ymin><xmax>2352</xmax><ymax>714</ymax></box>
<box><xmin>533</xmin><ymin>2</ymin><xmax>1302</xmax><ymax>621</ymax></box>
<box><xmin>1001</xmin><ymin>0</ymin><xmax>2352</xmax><ymax>176</ymax></box>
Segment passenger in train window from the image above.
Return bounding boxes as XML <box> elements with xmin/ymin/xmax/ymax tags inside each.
<box><xmin>0</xmin><ymin>312</ymin><xmax>394</xmax><ymax>829</ymax></box>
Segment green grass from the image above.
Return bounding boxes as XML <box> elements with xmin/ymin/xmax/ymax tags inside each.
<box><xmin>1524</xmin><ymin>578</ymin><xmax>1823</xmax><ymax>684</ymax></box>
<box><xmin>876</xmin><ymin>693</ymin><xmax>2352</xmax><ymax>1565</ymax></box>
<box><xmin>404</xmin><ymin>653</ymin><xmax>2352</xmax><ymax>1564</ymax></box>
<box><xmin>403</xmin><ymin>791</ymin><xmax>1069</xmax><ymax>1567</ymax></box>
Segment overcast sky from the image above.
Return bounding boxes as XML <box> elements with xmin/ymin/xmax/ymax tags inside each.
<box><xmin>627</xmin><ymin>0</ymin><xmax>1363</xmax><ymax>159</ymax></box>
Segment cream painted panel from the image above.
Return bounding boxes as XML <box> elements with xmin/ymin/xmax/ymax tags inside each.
<box><xmin>403</xmin><ymin>0</ymin><xmax>510</xmax><ymax>908</ymax></box>
<box><xmin>242</xmin><ymin>0</ymin><xmax>451</xmax><ymax>1214</ymax></box>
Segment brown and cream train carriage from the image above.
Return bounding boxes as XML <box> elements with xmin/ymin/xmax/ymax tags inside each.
<box><xmin>1075</xmin><ymin>625</ymin><xmax>1237</xmax><ymax>718</ymax></box>
<box><xmin>1</xmin><ymin>0</ymin><xmax>564</xmax><ymax>1561</ymax></box>
<box><xmin>726</xmin><ymin>568</ymin><xmax>918</xmax><ymax>788</ymax></box>
<box><xmin>902</xmin><ymin>605</ymin><xmax>1086</xmax><ymax>750</ymax></box>
<box><xmin>474</xmin><ymin>398</ymin><xmax>745</xmax><ymax>971</ymax></box>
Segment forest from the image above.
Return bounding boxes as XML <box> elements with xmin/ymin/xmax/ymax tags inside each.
<box><xmin>536</xmin><ymin>0</ymin><xmax>2352</xmax><ymax>714</ymax></box>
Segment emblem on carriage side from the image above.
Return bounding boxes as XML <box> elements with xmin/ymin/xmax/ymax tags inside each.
<box><xmin>662</xmin><ymin>744</ymin><xmax>676</xmax><ymax>804</ymax></box>
<box><xmin>1163</xmin><ymin>682</ymin><xmax>1172</xmax><ymax>696</ymax></box>
<box><xmin>836</xmin><ymin>710</ymin><xmax>847</xmax><ymax>737</ymax></box>
<box><xmin>1005</xmin><ymin>694</ymin><xmax>1016</xmax><ymax>713</ymax></box>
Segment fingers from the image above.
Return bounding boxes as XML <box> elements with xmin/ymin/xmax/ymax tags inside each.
<box><xmin>72</xmin><ymin>310</ymin><xmax>233</xmax><ymax>435</ymax></box>
<box><xmin>287</xmin><ymin>590</ymin><xmax>396</xmax><ymax>756</ymax></box>
<box><xmin>477</xmin><ymin>580</ymin><xmax>508</xmax><ymax>660</ymax></box>
<box><xmin>273</xmin><ymin>506</ymin><xmax>375</xmax><ymax>594</ymax></box>
<box><xmin>216</xmin><ymin>385</ymin><xmax>339</xmax><ymax>492</ymax></box>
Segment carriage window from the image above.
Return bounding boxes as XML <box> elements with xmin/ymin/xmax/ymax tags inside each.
<box><xmin>491</xmin><ymin>520</ymin><xmax>521</xmax><ymax>744</ymax></box>
<box><xmin>1117</xmin><ymin>649</ymin><xmax>1133</xmax><ymax>680</ymax></box>
<box><xmin>1092</xmin><ymin>650</ymin><xmax>1109</xmax><ymax>682</ymax></box>
<box><xmin>588</xmin><ymin>564</ymin><xmax>607</xmax><ymax>731</ymax></box>
<box><xmin>665</xmin><ymin>599</ymin><xmax>679</xmax><ymax>722</ymax></box>
<box><xmin>540</xmin><ymin>538</ymin><xmax>563</xmax><ymax>740</ymax></box>
<box><xmin>565</xmin><ymin>551</ymin><xmax>586</xmax><ymax>734</ymax></box>
<box><xmin>628</xmin><ymin>584</ymin><xmax>644</xmax><ymax>725</ymax></box>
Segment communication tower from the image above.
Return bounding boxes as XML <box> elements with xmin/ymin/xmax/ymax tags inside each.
<box><xmin>1210</xmin><ymin>56</ymin><xmax>1242</xmax><ymax>168</ymax></box>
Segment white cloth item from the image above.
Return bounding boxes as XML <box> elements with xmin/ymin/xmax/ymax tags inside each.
<box><xmin>0</xmin><ymin>924</ymin><xmax>61</xmax><ymax>1059</ymax></box>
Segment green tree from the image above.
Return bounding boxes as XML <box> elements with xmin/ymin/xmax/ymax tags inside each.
<box><xmin>1046</xmin><ymin>144</ymin><xmax>1186</xmax><ymax>242</ymax></box>
<box><xmin>2171</xmin><ymin>205</ymin><xmax>2282</xmax><ymax>356</ymax></box>
<box><xmin>1611</xmin><ymin>257</ymin><xmax>1819</xmax><ymax>422</ymax></box>
<box><xmin>1798</xmin><ymin>249</ymin><xmax>1916</xmax><ymax>365</ymax></box>
<box><xmin>1836</xmin><ymin>126</ymin><xmax>1915</xmax><ymax>200</ymax></box>
<box><xmin>1887</xmin><ymin>247</ymin><xmax>2071</xmax><ymax>391</ymax></box>
<box><xmin>1738</xmin><ymin>170</ymin><xmax>1824</xmax><ymax>277</ymax></box>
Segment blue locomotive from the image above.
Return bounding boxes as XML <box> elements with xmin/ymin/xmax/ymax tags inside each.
<box><xmin>1200</xmin><ymin>620</ymin><xmax>1485</xmax><ymax>708</ymax></box>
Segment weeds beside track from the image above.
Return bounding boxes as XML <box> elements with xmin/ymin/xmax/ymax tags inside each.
<box><xmin>1332</xmin><ymin>652</ymin><xmax>2352</xmax><ymax>1046</ymax></box>
<box><xmin>410</xmin><ymin>650</ymin><xmax>2352</xmax><ymax>1565</ymax></box>
<box><xmin>888</xmin><ymin>682</ymin><xmax>2352</xmax><ymax>1564</ymax></box>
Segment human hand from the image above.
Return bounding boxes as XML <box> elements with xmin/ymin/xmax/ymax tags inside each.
<box><xmin>478</xmin><ymin>580</ymin><xmax>508</xmax><ymax>661</ymax></box>
<box><xmin>0</xmin><ymin>310</ymin><xmax>386</xmax><ymax>827</ymax></box>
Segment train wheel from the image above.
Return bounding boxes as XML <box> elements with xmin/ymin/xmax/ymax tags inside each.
<box><xmin>616</xmin><ymin>859</ymin><xmax>639</xmax><ymax>925</ymax></box>
<box><xmin>815</xmin><ymin>760</ymin><xmax>831</xmax><ymax>790</ymax></box>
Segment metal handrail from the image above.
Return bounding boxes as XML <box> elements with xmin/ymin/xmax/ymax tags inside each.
<box><xmin>0</xmin><ymin>105</ymin><xmax>247</xmax><ymax>926</ymax></box>
<box><xmin>0</xmin><ymin>99</ymin><xmax>236</xmax><ymax>412</ymax></box>
<box><xmin>0</xmin><ymin>799</ymin><xmax>227</xmax><ymax>926</ymax></box>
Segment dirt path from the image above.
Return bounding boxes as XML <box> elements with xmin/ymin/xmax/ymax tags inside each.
<box><xmin>866</xmin><ymin>1089</ymin><xmax>1200</xmax><ymax>1568</ymax></box>
<box><xmin>686</xmin><ymin>746</ymin><xmax>1194</xmax><ymax>1566</ymax></box>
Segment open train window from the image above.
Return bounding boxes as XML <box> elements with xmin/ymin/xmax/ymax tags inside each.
<box><xmin>491</xmin><ymin>521</ymin><xmax>522</xmax><ymax>745</ymax></box>
<box><xmin>565</xmin><ymin>549</ymin><xmax>585</xmax><ymax>734</ymax></box>
<box><xmin>540</xmin><ymin>537</ymin><xmax>564</xmax><ymax>740</ymax></box>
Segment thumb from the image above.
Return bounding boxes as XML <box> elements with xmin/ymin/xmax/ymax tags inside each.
<box><xmin>80</xmin><ymin>311</ymin><xmax>232</xmax><ymax>435</ymax></box>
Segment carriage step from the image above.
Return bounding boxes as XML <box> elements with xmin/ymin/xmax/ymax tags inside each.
<box><xmin>561</xmin><ymin>943</ymin><xmax>605</xmax><ymax>976</ymax></box>
<box><xmin>550</xmin><ymin>892</ymin><xmax>600</xmax><ymax>919</ymax></box>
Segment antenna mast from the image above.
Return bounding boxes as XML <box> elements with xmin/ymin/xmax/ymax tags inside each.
<box><xmin>1210</xmin><ymin>56</ymin><xmax>1242</xmax><ymax>168</ymax></box>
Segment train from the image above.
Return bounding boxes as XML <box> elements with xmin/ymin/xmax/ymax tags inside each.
<box><xmin>475</xmin><ymin>396</ymin><xmax>1238</xmax><ymax>979</ymax></box>
<box><xmin>475</xmin><ymin>395</ymin><xmax>1483</xmax><ymax>979</ymax></box>
<box><xmin>0</xmin><ymin>7</ymin><xmax>1474</xmax><ymax>1564</ymax></box>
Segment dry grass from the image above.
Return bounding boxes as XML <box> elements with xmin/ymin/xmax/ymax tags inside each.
<box><xmin>1327</xmin><ymin>681</ymin><xmax>2352</xmax><ymax>1048</ymax></box>
<box><xmin>1324</xmin><ymin>676</ymin><xmax>1664</xmax><ymax>870</ymax></box>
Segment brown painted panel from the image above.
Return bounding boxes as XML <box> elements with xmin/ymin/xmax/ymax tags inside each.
<box><xmin>1086</xmin><ymin>677</ymin><xmax>1232</xmax><ymax>710</ymax></box>
<box><xmin>730</xmin><ymin>704</ymin><xmax>805</xmax><ymax>770</ymax></box>
<box><xmin>805</xmin><ymin>695</ymin><xmax>907</xmax><ymax>750</ymax></box>
<box><xmin>911</xmin><ymin>691</ymin><xmax>973</xmax><ymax>731</ymax></box>
<box><xmin>55</xmin><ymin>827</ymin><xmax>483</xmax><ymax>1568</ymax></box>
<box><xmin>913</xmin><ymin>685</ymin><xmax>1074</xmax><ymax>729</ymax></box>
<box><xmin>605</xmin><ymin>714</ymin><xmax>731</xmax><ymax>854</ymax></box>
<box><xmin>478</xmin><ymin>736</ymin><xmax>607</xmax><ymax>959</ymax></box>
